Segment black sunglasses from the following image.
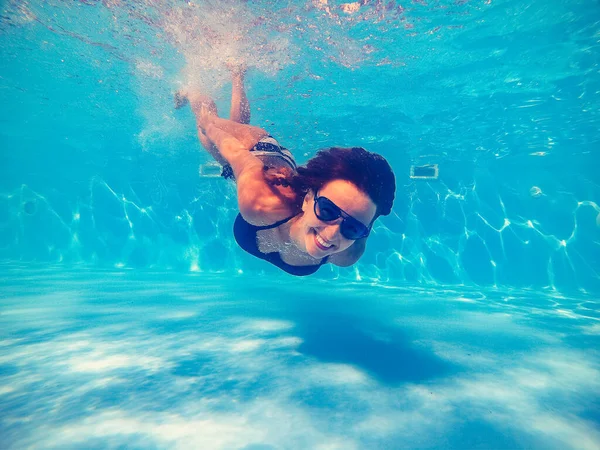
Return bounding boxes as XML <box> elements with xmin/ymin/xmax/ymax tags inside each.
<box><xmin>313</xmin><ymin>192</ymin><xmax>371</xmax><ymax>240</ymax></box>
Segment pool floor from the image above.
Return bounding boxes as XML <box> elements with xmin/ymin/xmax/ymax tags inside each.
<box><xmin>1</xmin><ymin>269</ymin><xmax>599</xmax><ymax>449</ymax></box>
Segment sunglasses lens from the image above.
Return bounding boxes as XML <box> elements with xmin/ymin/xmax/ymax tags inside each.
<box><xmin>316</xmin><ymin>198</ymin><xmax>340</xmax><ymax>221</ymax></box>
<box><xmin>315</xmin><ymin>195</ymin><xmax>370</xmax><ymax>240</ymax></box>
<box><xmin>341</xmin><ymin>219</ymin><xmax>368</xmax><ymax>240</ymax></box>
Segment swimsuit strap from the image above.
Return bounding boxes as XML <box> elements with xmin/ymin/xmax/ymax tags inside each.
<box><xmin>233</xmin><ymin>213</ymin><xmax>328</xmax><ymax>275</ymax></box>
<box><xmin>252</xmin><ymin>215</ymin><xmax>296</xmax><ymax>231</ymax></box>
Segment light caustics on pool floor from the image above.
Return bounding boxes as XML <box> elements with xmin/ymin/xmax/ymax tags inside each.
<box><xmin>0</xmin><ymin>271</ymin><xmax>599</xmax><ymax>449</ymax></box>
<box><xmin>1</xmin><ymin>170</ymin><xmax>599</xmax><ymax>293</ymax></box>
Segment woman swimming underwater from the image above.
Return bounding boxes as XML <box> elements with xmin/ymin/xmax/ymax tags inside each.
<box><xmin>177</xmin><ymin>68</ymin><xmax>395</xmax><ymax>276</ymax></box>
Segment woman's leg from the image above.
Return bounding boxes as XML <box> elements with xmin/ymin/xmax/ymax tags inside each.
<box><xmin>180</xmin><ymin>94</ymin><xmax>229</xmax><ymax>166</ymax></box>
<box><xmin>229</xmin><ymin>67</ymin><xmax>250</xmax><ymax>124</ymax></box>
<box><xmin>178</xmin><ymin>68</ymin><xmax>266</xmax><ymax>162</ymax></box>
<box><xmin>198</xmin><ymin>112</ymin><xmax>267</xmax><ymax>150</ymax></box>
<box><xmin>182</xmin><ymin>94</ymin><xmax>266</xmax><ymax>164</ymax></box>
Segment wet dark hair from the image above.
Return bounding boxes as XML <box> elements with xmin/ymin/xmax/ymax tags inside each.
<box><xmin>276</xmin><ymin>147</ymin><xmax>396</xmax><ymax>218</ymax></box>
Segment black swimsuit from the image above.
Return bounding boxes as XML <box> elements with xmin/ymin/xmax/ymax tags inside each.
<box><xmin>233</xmin><ymin>214</ymin><xmax>328</xmax><ymax>276</ymax></box>
<box><xmin>221</xmin><ymin>135</ymin><xmax>297</xmax><ymax>180</ymax></box>
<box><xmin>225</xmin><ymin>135</ymin><xmax>326</xmax><ymax>275</ymax></box>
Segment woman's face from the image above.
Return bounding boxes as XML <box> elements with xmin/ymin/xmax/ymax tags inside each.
<box><xmin>296</xmin><ymin>179</ymin><xmax>377</xmax><ymax>258</ymax></box>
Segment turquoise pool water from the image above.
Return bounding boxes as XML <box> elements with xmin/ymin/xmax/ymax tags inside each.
<box><xmin>1</xmin><ymin>269</ymin><xmax>599</xmax><ymax>448</ymax></box>
<box><xmin>1</xmin><ymin>0</ymin><xmax>599</xmax><ymax>448</ymax></box>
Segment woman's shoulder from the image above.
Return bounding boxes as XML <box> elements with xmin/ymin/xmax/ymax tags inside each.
<box><xmin>241</xmin><ymin>197</ymin><xmax>297</xmax><ymax>226</ymax></box>
<box><xmin>237</xmin><ymin>165</ymin><xmax>299</xmax><ymax>226</ymax></box>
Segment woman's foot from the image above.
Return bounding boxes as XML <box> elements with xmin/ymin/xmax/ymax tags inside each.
<box><xmin>227</xmin><ymin>60</ymin><xmax>247</xmax><ymax>90</ymax></box>
<box><xmin>226</xmin><ymin>59</ymin><xmax>247</xmax><ymax>78</ymax></box>
<box><xmin>174</xmin><ymin>89</ymin><xmax>218</xmax><ymax>119</ymax></box>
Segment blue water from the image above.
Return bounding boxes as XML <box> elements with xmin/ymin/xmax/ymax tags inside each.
<box><xmin>1</xmin><ymin>0</ymin><xmax>600</xmax><ymax>448</ymax></box>
<box><xmin>1</xmin><ymin>269</ymin><xmax>599</xmax><ymax>448</ymax></box>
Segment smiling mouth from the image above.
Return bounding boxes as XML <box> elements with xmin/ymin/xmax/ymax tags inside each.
<box><xmin>313</xmin><ymin>229</ymin><xmax>334</xmax><ymax>250</ymax></box>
